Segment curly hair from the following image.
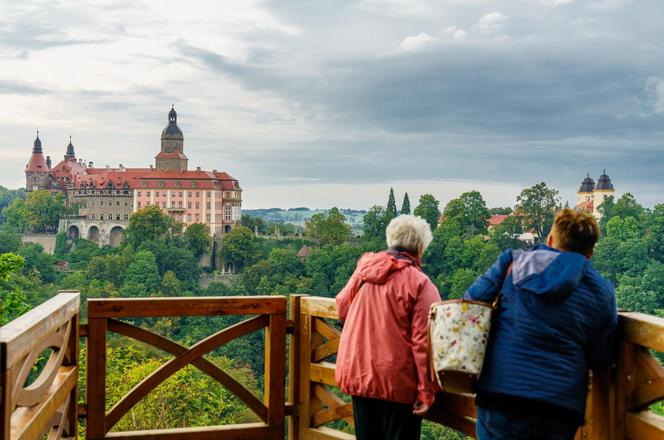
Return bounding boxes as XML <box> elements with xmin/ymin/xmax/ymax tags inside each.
<box><xmin>385</xmin><ymin>214</ymin><xmax>433</xmax><ymax>256</ymax></box>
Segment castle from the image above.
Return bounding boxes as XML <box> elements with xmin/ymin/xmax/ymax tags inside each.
<box><xmin>576</xmin><ymin>170</ymin><xmax>615</xmax><ymax>219</ymax></box>
<box><xmin>25</xmin><ymin>107</ymin><xmax>242</xmax><ymax>246</ymax></box>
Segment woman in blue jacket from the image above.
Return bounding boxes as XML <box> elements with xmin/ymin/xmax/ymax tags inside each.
<box><xmin>464</xmin><ymin>209</ymin><xmax>618</xmax><ymax>440</ymax></box>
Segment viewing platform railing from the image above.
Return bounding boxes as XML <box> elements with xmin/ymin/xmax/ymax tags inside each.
<box><xmin>1</xmin><ymin>292</ymin><xmax>663</xmax><ymax>439</ymax></box>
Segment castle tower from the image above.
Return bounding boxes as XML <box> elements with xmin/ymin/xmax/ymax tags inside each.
<box><xmin>593</xmin><ymin>170</ymin><xmax>615</xmax><ymax>218</ymax></box>
<box><xmin>155</xmin><ymin>105</ymin><xmax>188</xmax><ymax>171</ymax></box>
<box><xmin>25</xmin><ymin>132</ymin><xmax>50</xmax><ymax>191</ymax></box>
<box><xmin>65</xmin><ymin>136</ymin><xmax>76</xmax><ymax>161</ymax></box>
<box><xmin>577</xmin><ymin>173</ymin><xmax>595</xmax><ymax>206</ymax></box>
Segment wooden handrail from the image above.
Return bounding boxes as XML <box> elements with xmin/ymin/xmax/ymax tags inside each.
<box><xmin>3</xmin><ymin>293</ymin><xmax>664</xmax><ymax>440</ymax></box>
<box><xmin>0</xmin><ymin>291</ymin><xmax>79</xmax><ymax>440</ymax></box>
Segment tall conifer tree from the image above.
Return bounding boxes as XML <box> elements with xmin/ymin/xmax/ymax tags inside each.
<box><xmin>401</xmin><ymin>192</ymin><xmax>411</xmax><ymax>215</ymax></box>
<box><xmin>386</xmin><ymin>188</ymin><xmax>398</xmax><ymax>221</ymax></box>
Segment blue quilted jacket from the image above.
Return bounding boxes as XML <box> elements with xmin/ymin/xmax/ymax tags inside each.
<box><xmin>464</xmin><ymin>244</ymin><xmax>618</xmax><ymax>416</ymax></box>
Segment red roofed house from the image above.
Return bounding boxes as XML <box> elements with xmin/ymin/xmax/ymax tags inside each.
<box><xmin>487</xmin><ymin>214</ymin><xmax>509</xmax><ymax>232</ymax></box>
<box><xmin>25</xmin><ymin>107</ymin><xmax>242</xmax><ymax>246</ymax></box>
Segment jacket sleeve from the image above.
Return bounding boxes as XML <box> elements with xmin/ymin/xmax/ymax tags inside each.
<box><xmin>587</xmin><ymin>289</ymin><xmax>618</xmax><ymax>369</ymax></box>
<box><xmin>411</xmin><ymin>279</ymin><xmax>441</xmax><ymax>406</ymax></box>
<box><xmin>336</xmin><ymin>270</ymin><xmax>359</xmax><ymax>323</ymax></box>
<box><xmin>464</xmin><ymin>249</ymin><xmax>513</xmax><ymax>302</ymax></box>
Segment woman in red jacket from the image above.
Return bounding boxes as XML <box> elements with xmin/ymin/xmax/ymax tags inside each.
<box><xmin>336</xmin><ymin>214</ymin><xmax>441</xmax><ymax>440</ymax></box>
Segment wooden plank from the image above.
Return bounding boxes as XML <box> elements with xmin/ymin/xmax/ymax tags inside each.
<box><xmin>288</xmin><ymin>295</ymin><xmax>304</xmax><ymax>440</ymax></box>
<box><xmin>0</xmin><ymin>292</ymin><xmax>79</xmax><ymax>366</ymax></box>
<box><xmin>87</xmin><ymin>318</ymin><xmax>107</xmax><ymax>439</ymax></box>
<box><xmin>625</xmin><ymin>411</ymin><xmax>664</xmax><ymax>440</ymax></box>
<box><xmin>264</xmin><ymin>313</ymin><xmax>286</xmax><ymax>432</ymax></box>
<box><xmin>632</xmin><ymin>377</ymin><xmax>664</xmax><ymax>410</ymax></box>
<box><xmin>615</xmin><ymin>341</ymin><xmax>635</xmax><ymax>440</ymax></box>
<box><xmin>586</xmin><ymin>369</ymin><xmax>613</xmax><ymax>440</ymax></box>
<box><xmin>312</xmin><ymin>403</ymin><xmax>353</xmax><ymax>427</ymax></box>
<box><xmin>107</xmin><ymin>319</ymin><xmax>268</xmax><ymax>422</ymax></box>
<box><xmin>88</xmin><ymin>296</ymin><xmax>286</xmax><ymax>318</ymax></box>
<box><xmin>313</xmin><ymin>340</ymin><xmax>339</xmax><ymax>363</ymax></box>
<box><xmin>621</xmin><ymin>312</ymin><xmax>664</xmax><ymax>353</ymax></box>
<box><xmin>65</xmin><ymin>313</ymin><xmax>80</xmax><ymax>437</ymax></box>
<box><xmin>298</xmin><ymin>313</ymin><xmax>313</xmax><ymax>435</ymax></box>
<box><xmin>106</xmin><ymin>315</ymin><xmax>269</xmax><ymax>431</ymax></box>
<box><xmin>1</xmin><ymin>358</ymin><xmax>13</xmax><ymax>440</ymax></box>
<box><xmin>303</xmin><ymin>426</ymin><xmax>355</xmax><ymax>440</ymax></box>
<box><xmin>635</xmin><ymin>348</ymin><xmax>664</xmax><ymax>382</ymax></box>
<box><xmin>313</xmin><ymin>319</ymin><xmax>340</xmax><ymax>342</ymax></box>
<box><xmin>10</xmin><ymin>366</ymin><xmax>77</xmax><ymax>440</ymax></box>
<box><xmin>310</xmin><ymin>362</ymin><xmax>337</xmax><ymax>387</ymax></box>
<box><xmin>301</xmin><ymin>298</ymin><xmax>339</xmax><ymax>320</ymax></box>
<box><xmin>103</xmin><ymin>423</ymin><xmax>276</xmax><ymax>440</ymax></box>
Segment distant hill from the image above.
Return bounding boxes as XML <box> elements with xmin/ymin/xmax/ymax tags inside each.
<box><xmin>243</xmin><ymin>208</ymin><xmax>366</xmax><ymax>232</ymax></box>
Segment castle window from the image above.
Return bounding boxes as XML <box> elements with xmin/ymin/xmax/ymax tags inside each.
<box><xmin>213</xmin><ymin>181</ymin><xmax>220</xmax><ymax>189</ymax></box>
<box><xmin>187</xmin><ymin>214</ymin><xmax>192</xmax><ymax>221</ymax></box>
<box><xmin>147</xmin><ymin>191</ymin><xmax>151</xmax><ymax>196</ymax></box>
<box><xmin>159</xmin><ymin>181</ymin><xmax>165</xmax><ymax>187</ymax></box>
<box><xmin>179</xmin><ymin>192</ymin><xmax>183</xmax><ymax>197</ymax></box>
<box><xmin>162</xmin><ymin>202</ymin><xmax>166</xmax><ymax>208</ymax></box>
<box><xmin>138</xmin><ymin>202</ymin><xmax>141</xmax><ymax>208</ymax></box>
<box><xmin>206</xmin><ymin>214</ymin><xmax>211</xmax><ymax>222</ymax></box>
<box><xmin>216</xmin><ymin>214</ymin><xmax>222</xmax><ymax>222</ymax></box>
<box><xmin>207</xmin><ymin>203</ymin><xmax>211</xmax><ymax>209</ymax></box>
<box><xmin>108</xmin><ymin>201</ymin><xmax>112</xmax><ymax>206</ymax></box>
<box><xmin>92</xmin><ymin>213</ymin><xmax>96</xmax><ymax>220</ymax></box>
<box><xmin>195</xmin><ymin>214</ymin><xmax>200</xmax><ymax>221</ymax></box>
<box><xmin>100</xmin><ymin>213</ymin><xmax>104</xmax><ymax>220</ymax></box>
<box><xmin>192</xmin><ymin>182</ymin><xmax>198</xmax><ymax>188</ymax></box>
<box><xmin>195</xmin><ymin>192</ymin><xmax>200</xmax><ymax>198</ymax></box>
<box><xmin>137</xmin><ymin>191</ymin><xmax>141</xmax><ymax>197</ymax></box>
<box><xmin>207</xmin><ymin>191</ymin><xmax>211</xmax><ymax>198</ymax></box>
<box><xmin>179</xmin><ymin>201</ymin><xmax>183</xmax><ymax>208</ymax></box>
<box><xmin>141</xmin><ymin>181</ymin><xmax>148</xmax><ymax>187</ymax></box>
<box><xmin>188</xmin><ymin>202</ymin><xmax>192</xmax><ymax>209</ymax></box>
<box><xmin>188</xmin><ymin>192</ymin><xmax>192</xmax><ymax>197</ymax></box>
<box><xmin>124</xmin><ymin>214</ymin><xmax>129</xmax><ymax>220</ymax></box>
<box><xmin>175</xmin><ymin>181</ymin><xmax>181</xmax><ymax>188</ymax></box>
<box><xmin>195</xmin><ymin>202</ymin><xmax>200</xmax><ymax>209</ymax></box>
<box><xmin>155</xmin><ymin>191</ymin><xmax>160</xmax><ymax>197</ymax></box>
<box><xmin>116</xmin><ymin>201</ymin><xmax>120</xmax><ymax>206</ymax></box>
<box><xmin>116</xmin><ymin>214</ymin><xmax>120</xmax><ymax>220</ymax></box>
<box><xmin>171</xmin><ymin>191</ymin><xmax>176</xmax><ymax>197</ymax></box>
<box><xmin>225</xmin><ymin>204</ymin><xmax>231</xmax><ymax>221</ymax></box>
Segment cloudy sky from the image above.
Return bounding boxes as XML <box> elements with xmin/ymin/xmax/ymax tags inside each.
<box><xmin>1</xmin><ymin>0</ymin><xmax>663</xmax><ymax>209</ymax></box>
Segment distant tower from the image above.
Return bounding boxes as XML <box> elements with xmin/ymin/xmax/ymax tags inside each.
<box><xmin>577</xmin><ymin>173</ymin><xmax>595</xmax><ymax>206</ymax></box>
<box><xmin>65</xmin><ymin>136</ymin><xmax>76</xmax><ymax>161</ymax></box>
<box><xmin>155</xmin><ymin>105</ymin><xmax>188</xmax><ymax>171</ymax></box>
<box><xmin>25</xmin><ymin>132</ymin><xmax>50</xmax><ymax>191</ymax></box>
<box><xmin>593</xmin><ymin>170</ymin><xmax>615</xmax><ymax>218</ymax></box>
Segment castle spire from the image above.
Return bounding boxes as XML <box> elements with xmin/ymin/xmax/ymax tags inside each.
<box><xmin>65</xmin><ymin>135</ymin><xmax>76</xmax><ymax>160</ymax></box>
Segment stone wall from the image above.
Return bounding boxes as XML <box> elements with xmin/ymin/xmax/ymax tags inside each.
<box><xmin>59</xmin><ymin>218</ymin><xmax>129</xmax><ymax>247</ymax></box>
<box><xmin>21</xmin><ymin>233</ymin><xmax>58</xmax><ymax>254</ymax></box>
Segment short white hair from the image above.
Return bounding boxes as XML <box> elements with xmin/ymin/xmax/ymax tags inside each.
<box><xmin>385</xmin><ymin>215</ymin><xmax>433</xmax><ymax>255</ymax></box>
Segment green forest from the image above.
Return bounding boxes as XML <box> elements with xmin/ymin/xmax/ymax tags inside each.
<box><xmin>1</xmin><ymin>183</ymin><xmax>663</xmax><ymax>438</ymax></box>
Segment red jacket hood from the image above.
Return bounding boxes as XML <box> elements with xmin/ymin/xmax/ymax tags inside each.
<box><xmin>356</xmin><ymin>251</ymin><xmax>420</xmax><ymax>284</ymax></box>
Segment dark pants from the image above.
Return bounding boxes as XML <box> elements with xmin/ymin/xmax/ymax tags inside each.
<box><xmin>477</xmin><ymin>406</ymin><xmax>580</xmax><ymax>440</ymax></box>
<box><xmin>352</xmin><ymin>396</ymin><xmax>422</xmax><ymax>440</ymax></box>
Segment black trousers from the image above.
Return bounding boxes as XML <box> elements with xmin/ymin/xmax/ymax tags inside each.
<box><xmin>352</xmin><ymin>396</ymin><xmax>422</xmax><ymax>440</ymax></box>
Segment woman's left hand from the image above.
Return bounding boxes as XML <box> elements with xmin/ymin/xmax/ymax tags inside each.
<box><xmin>412</xmin><ymin>400</ymin><xmax>430</xmax><ymax>416</ymax></box>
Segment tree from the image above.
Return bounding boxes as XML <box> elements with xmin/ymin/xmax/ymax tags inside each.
<box><xmin>0</xmin><ymin>229</ymin><xmax>21</xmax><ymax>254</ymax></box>
<box><xmin>125</xmin><ymin>205</ymin><xmax>177</xmax><ymax>248</ymax></box>
<box><xmin>515</xmin><ymin>182</ymin><xmax>561</xmax><ymax>239</ymax></box>
<box><xmin>220</xmin><ymin>226</ymin><xmax>261</xmax><ymax>271</ymax></box>
<box><xmin>184</xmin><ymin>223</ymin><xmax>211</xmax><ymax>258</ymax></box>
<box><xmin>443</xmin><ymin>191</ymin><xmax>491</xmax><ymax>236</ymax></box>
<box><xmin>385</xmin><ymin>188</ymin><xmax>398</xmax><ymax>221</ymax></box>
<box><xmin>0</xmin><ymin>253</ymin><xmax>29</xmax><ymax>325</ymax></box>
<box><xmin>400</xmin><ymin>193</ymin><xmax>411</xmax><ymax>215</ymax></box>
<box><xmin>123</xmin><ymin>250</ymin><xmax>161</xmax><ymax>295</ymax></box>
<box><xmin>0</xmin><ymin>186</ymin><xmax>25</xmax><ymax>224</ymax></box>
<box><xmin>2</xmin><ymin>198</ymin><xmax>28</xmax><ymax>232</ymax></box>
<box><xmin>22</xmin><ymin>191</ymin><xmax>66</xmax><ymax>233</ymax></box>
<box><xmin>17</xmin><ymin>243</ymin><xmax>56</xmax><ymax>283</ymax></box>
<box><xmin>414</xmin><ymin>194</ymin><xmax>441</xmax><ymax>231</ymax></box>
<box><xmin>160</xmin><ymin>271</ymin><xmax>182</xmax><ymax>297</ymax></box>
<box><xmin>490</xmin><ymin>216</ymin><xmax>523</xmax><ymax>251</ymax></box>
<box><xmin>362</xmin><ymin>206</ymin><xmax>388</xmax><ymax>246</ymax></box>
<box><xmin>598</xmin><ymin>193</ymin><xmax>645</xmax><ymax>232</ymax></box>
<box><xmin>305</xmin><ymin>207</ymin><xmax>351</xmax><ymax>245</ymax></box>
<box><xmin>241</xmin><ymin>214</ymin><xmax>267</xmax><ymax>235</ymax></box>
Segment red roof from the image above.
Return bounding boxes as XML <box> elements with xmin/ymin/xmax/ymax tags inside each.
<box><xmin>155</xmin><ymin>151</ymin><xmax>188</xmax><ymax>160</ymax></box>
<box><xmin>70</xmin><ymin>167</ymin><xmax>240</xmax><ymax>190</ymax></box>
<box><xmin>25</xmin><ymin>153</ymin><xmax>49</xmax><ymax>173</ymax></box>
<box><xmin>575</xmin><ymin>200</ymin><xmax>594</xmax><ymax>213</ymax></box>
<box><xmin>488</xmin><ymin>214</ymin><xmax>509</xmax><ymax>226</ymax></box>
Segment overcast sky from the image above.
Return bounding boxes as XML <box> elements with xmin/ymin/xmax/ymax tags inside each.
<box><xmin>1</xmin><ymin>0</ymin><xmax>663</xmax><ymax>209</ymax></box>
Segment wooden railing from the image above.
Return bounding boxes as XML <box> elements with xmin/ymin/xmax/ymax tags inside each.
<box><xmin>85</xmin><ymin>296</ymin><xmax>286</xmax><ymax>440</ymax></box>
<box><xmin>1</xmin><ymin>292</ymin><xmax>663</xmax><ymax>439</ymax></box>
<box><xmin>0</xmin><ymin>292</ymin><xmax>80</xmax><ymax>440</ymax></box>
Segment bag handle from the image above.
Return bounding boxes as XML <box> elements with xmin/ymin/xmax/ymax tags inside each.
<box><xmin>491</xmin><ymin>263</ymin><xmax>513</xmax><ymax>310</ymax></box>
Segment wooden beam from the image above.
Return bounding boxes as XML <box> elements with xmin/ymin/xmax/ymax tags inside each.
<box><xmin>288</xmin><ymin>295</ymin><xmax>304</xmax><ymax>440</ymax></box>
<box><xmin>10</xmin><ymin>366</ymin><xmax>77</xmax><ymax>440</ymax></box>
<box><xmin>304</xmin><ymin>426</ymin><xmax>355</xmax><ymax>440</ymax></box>
<box><xmin>298</xmin><ymin>313</ymin><xmax>313</xmax><ymax>435</ymax></box>
<box><xmin>0</xmin><ymin>292</ymin><xmax>79</xmax><ymax>367</ymax></box>
<box><xmin>310</xmin><ymin>362</ymin><xmax>337</xmax><ymax>387</ymax></box>
<box><xmin>264</xmin><ymin>313</ymin><xmax>286</xmax><ymax>431</ymax></box>
<box><xmin>632</xmin><ymin>377</ymin><xmax>664</xmax><ymax>410</ymax></box>
<box><xmin>300</xmin><ymin>298</ymin><xmax>338</xmax><ymax>320</ymax></box>
<box><xmin>87</xmin><ymin>296</ymin><xmax>287</xmax><ymax>318</ymax></box>
<box><xmin>620</xmin><ymin>312</ymin><xmax>664</xmax><ymax>353</ymax></box>
<box><xmin>86</xmin><ymin>318</ymin><xmax>107</xmax><ymax>439</ymax></box>
<box><xmin>624</xmin><ymin>411</ymin><xmax>664</xmax><ymax>440</ymax></box>
<box><xmin>103</xmin><ymin>423</ymin><xmax>276</xmax><ymax>440</ymax></box>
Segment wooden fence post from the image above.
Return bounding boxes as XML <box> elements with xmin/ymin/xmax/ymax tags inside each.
<box><xmin>87</xmin><ymin>318</ymin><xmax>107</xmax><ymax>439</ymax></box>
<box><xmin>288</xmin><ymin>295</ymin><xmax>304</xmax><ymax>440</ymax></box>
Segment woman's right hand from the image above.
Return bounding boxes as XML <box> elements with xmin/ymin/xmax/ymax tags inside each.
<box><xmin>412</xmin><ymin>400</ymin><xmax>430</xmax><ymax>416</ymax></box>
